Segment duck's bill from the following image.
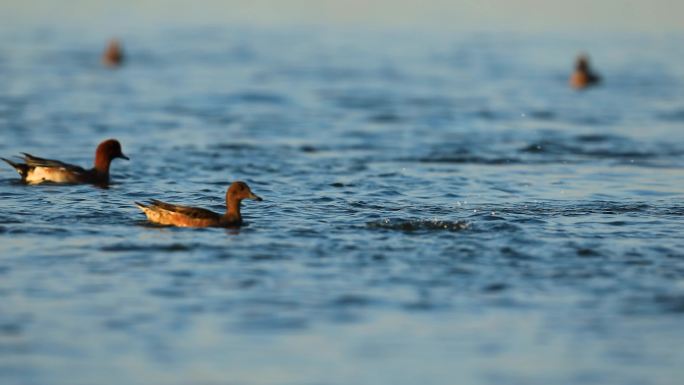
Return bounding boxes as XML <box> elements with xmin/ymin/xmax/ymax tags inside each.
<box><xmin>249</xmin><ymin>193</ymin><xmax>263</xmax><ymax>201</ymax></box>
<box><xmin>119</xmin><ymin>154</ymin><xmax>130</xmax><ymax>160</ymax></box>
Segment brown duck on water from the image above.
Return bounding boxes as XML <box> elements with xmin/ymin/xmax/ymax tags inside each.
<box><xmin>102</xmin><ymin>39</ymin><xmax>124</xmax><ymax>67</ymax></box>
<box><xmin>569</xmin><ymin>54</ymin><xmax>601</xmax><ymax>89</ymax></box>
<box><xmin>135</xmin><ymin>181</ymin><xmax>263</xmax><ymax>228</ymax></box>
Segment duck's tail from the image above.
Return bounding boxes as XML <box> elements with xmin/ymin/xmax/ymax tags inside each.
<box><xmin>135</xmin><ymin>202</ymin><xmax>159</xmax><ymax>217</ymax></box>
<box><xmin>134</xmin><ymin>201</ymin><xmax>162</xmax><ymax>224</ymax></box>
<box><xmin>1</xmin><ymin>157</ymin><xmax>29</xmax><ymax>179</ymax></box>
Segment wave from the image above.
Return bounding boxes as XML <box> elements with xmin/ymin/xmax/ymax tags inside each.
<box><xmin>367</xmin><ymin>218</ymin><xmax>469</xmax><ymax>232</ymax></box>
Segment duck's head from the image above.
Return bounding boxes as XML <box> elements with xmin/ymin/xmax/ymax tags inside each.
<box><xmin>226</xmin><ymin>181</ymin><xmax>262</xmax><ymax>203</ymax></box>
<box><xmin>97</xmin><ymin>139</ymin><xmax>128</xmax><ymax>161</ymax></box>
<box><xmin>94</xmin><ymin>139</ymin><xmax>129</xmax><ymax>172</ymax></box>
<box><xmin>575</xmin><ymin>54</ymin><xmax>590</xmax><ymax>72</ymax></box>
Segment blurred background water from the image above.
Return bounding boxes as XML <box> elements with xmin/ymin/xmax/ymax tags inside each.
<box><xmin>1</xmin><ymin>3</ymin><xmax>684</xmax><ymax>385</ymax></box>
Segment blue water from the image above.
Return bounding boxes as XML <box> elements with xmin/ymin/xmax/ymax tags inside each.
<box><xmin>1</xmin><ymin>26</ymin><xmax>684</xmax><ymax>385</ymax></box>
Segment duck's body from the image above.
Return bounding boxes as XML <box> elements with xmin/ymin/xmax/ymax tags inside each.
<box><xmin>570</xmin><ymin>71</ymin><xmax>601</xmax><ymax>89</ymax></box>
<box><xmin>570</xmin><ymin>54</ymin><xmax>601</xmax><ymax>89</ymax></box>
<box><xmin>2</xmin><ymin>139</ymin><xmax>128</xmax><ymax>186</ymax></box>
<box><xmin>135</xmin><ymin>200</ymin><xmax>237</xmax><ymax>227</ymax></box>
<box><xmin>136</xmin><ymin>181</ymin><xmax>262</xmax><ymax>228</ymax></box>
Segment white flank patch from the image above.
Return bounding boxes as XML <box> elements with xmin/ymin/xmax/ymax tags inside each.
<box><xmin>25</xmin><ymin>167</ymin><xmax>76</xmax><ymax>184</ymax></box>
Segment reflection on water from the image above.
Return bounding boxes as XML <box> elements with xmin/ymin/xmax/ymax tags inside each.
<box><xmin>0</xmin><ymin>26</ymin><xmax>683</xmax><ymax>385</ymax></box>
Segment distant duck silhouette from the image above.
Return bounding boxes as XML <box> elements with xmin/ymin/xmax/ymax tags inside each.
<box><xmin>2</xmin><ymin>139</ymin><xmax>129</xmax><ymax>186</ymax></box>
<box><xmin>570</xmin><ymin>54</ymin><xmax>601</xmax><ymax>89</ymax></box>
<box><xmin>135</xmin><ymin>181</ymin><xmax>263</xmax><ymax>228</ymax></box>
<box><xmin>102</xmin><ymin>39</ymin><xmax>124</xmax><ymax>67</ymax></box>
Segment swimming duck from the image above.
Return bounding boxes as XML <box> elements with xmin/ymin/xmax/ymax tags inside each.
<box><xmin>1</xmin><ymin>139</ymin><xmax>128</xmax><ymax>186</ymax></box>
<box><xmin>102</xmin><ymin>39</ymin><xmax>124</xmax><ymax>67</ymax></box>
<box><xmin>135</xmin><ymin>181</ymin><xmax>262</xmax><ymax>228</ymax></box>
<box><xmin>569</xmin><ymin>54</ymin><xmax>601</xmax><ymax>89</ymax></box>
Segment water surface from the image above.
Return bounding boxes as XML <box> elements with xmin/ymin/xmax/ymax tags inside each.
<box><xmin>1</xmin><ymin>26</ymin><xmax>684</xmax><ymax>385</ymax></box>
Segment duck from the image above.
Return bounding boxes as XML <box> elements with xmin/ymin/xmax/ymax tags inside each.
<box><xmin>569</xmin><ymin>54</ymin><xmax>601</xmax><ymax>89</ymax></box>
<box><xmin>1</xmin><ymin>139</ymin><xmax>128</xmax><ymax>186</ymax></box>
<box><xmin>135</xmin><ymin>181</ymin><xmax>262</xmax><ymax>228</ymax></box>
<box><xmin>102</xmin><ymin>39</ymin><xmax>124</xmax><ymax>67</ymax></box>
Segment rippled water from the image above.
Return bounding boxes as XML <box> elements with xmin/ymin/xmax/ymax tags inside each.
<box><xmin>1</xmin><ymin>26</ymin><xmax>684</xmax><ymax>385</ymax></box>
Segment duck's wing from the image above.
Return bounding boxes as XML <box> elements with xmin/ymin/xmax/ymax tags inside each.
<box><xmin>4</xmin><ymin>154</ymin><xmax>88</xmax><ymax>184</ymax></box>
<box><xmin>21</xmin><ymin>153</ymin><xmax>87</xmax><ymax>173</ymax></box>
<box><xmin>147</xmin><ymin>199</ymin><xmax>221</xmax><ymax>220</ymax></box>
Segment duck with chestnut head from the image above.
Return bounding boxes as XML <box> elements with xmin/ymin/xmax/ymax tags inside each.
<box><xmin>135</xmin><ymin>181</ymin><xmax>263</xmax><ymax>228</ymax></box>
<box><xmin>1</xmin><ymin>139</ymin><xmax>129</xmax><ymax>186</ymax></box>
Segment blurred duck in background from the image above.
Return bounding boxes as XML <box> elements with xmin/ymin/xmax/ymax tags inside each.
<box><xmin>102</xmin><ymin>39</ymin><xmax>124</xmax><ymax>67</ymax></box>
<box><xmin>569</xmin><ymin>54</ymin><xmax>601</xmax><ymax>89</ymax></box>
